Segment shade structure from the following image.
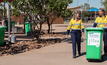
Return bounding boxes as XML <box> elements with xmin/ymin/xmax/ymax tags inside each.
<box><xmin>87</xmin><ymin>8</ymin><xmax>99</xmax><ymax>18</ymax></box>
<box><xmin>0</xmin><ymin>0</ymin><xmax>14</xmax><ymax>2</ymax></box>
<box><xmin>87</xmin><ymin>8</ymin><xmax>99</xmax><ymax>12</ymax></box>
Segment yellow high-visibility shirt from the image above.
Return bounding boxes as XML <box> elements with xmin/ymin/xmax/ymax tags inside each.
<box><xmin>95</xmin><ymin>15</ymin><xmax>107</xmax><ymax>27</ymax></box>
<box><xmin>67</xmin><ymin>18</ymin><xmax>84</xmax><ymax>30</ymax></box>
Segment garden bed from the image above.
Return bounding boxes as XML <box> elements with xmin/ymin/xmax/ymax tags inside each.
<box><xmin>0</xmin><ymin>38</ymin><xmax>63</xmax><ymax>56</ymax></box>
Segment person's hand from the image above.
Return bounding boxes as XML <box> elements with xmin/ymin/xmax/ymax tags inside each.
<box><xmin>66</xmin><ymin>35</ymin><xmax>69</xmax><ymax>37</ymax></box>
<box><xmin>104</xmin><ymin>24</ymin><xmax>107</xmax><ymax>26</ymax></box>
<box><xmin>81</xmin><ymin>32</ymin><xmax>84</xmax><ymax>35</ymax></box>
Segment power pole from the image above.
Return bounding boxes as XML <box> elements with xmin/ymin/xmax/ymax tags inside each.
<box><xmin>77</xmin><ymin>0</ymin><xmax>78</xmax><ymax>6</ymax></box>
<box><xmin>87</xmin><ymin>0</ymin><xmax>89</xmax><ymax>5</ymax></box>
<box><xmin>3</xmin><ymin>2</ymin><xmax>5</xmax><ymax>20</ymax></box>
<box><xmin>81</xmin><ymin>5</ymin><xmax>83</xmax><ymax>20</ymax></box>
<box><xmin>7</xmin><ymin>0</ymin><xmax>11</xmax><ymax>42</ymax></box>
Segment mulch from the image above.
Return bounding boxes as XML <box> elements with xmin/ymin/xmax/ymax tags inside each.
<box><xmin>0</xmin><ymin>31</ymin><xmax>66</xmax><ymax>56</ymax></box>
<box><xmin>0</xmin><ymin>38</ymin><xmax>63</xmax><ymax>56</ymax></box>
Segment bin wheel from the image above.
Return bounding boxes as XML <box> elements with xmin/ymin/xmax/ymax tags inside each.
<box><xmin>87</xmin><ymin>59</ymin><xmax>89</xmax><ymax>60</ymax></box>
<box><xmin>4</xmin><ymin>42</ymin><xmax>6</xmax><ymax>45</ymax></box>
<box><xmin>88</xmin><ymin>60</ymin><xmax>91</xmax><ymax>62</ymax></box>
<box><xmin>87</xmin><ymin>59</ymin><xmax>90</xmax><ymax>62</ymax></box>
<box><xmin>101</xmin><ymin>55</ymin><xmax>104</xmax><ymax>61</ymax></box>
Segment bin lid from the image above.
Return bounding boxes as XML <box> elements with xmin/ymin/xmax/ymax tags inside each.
<box><xmin>25</xmin><ymin>22</ymin><xmax>29</xmax><ymax>24</ymax></box>
<box><xmin>5</xmin><ymin>21</ymin><xmax>15</xmax><ymax>22</ymax></box>
<box><xmin>11</xmin><ymin>21</ymin><xmax>15</xmax><ymax>22</ymax></box>
<box><xmin>85</xmin><ymin>27</ymin><xmax>104</xmax><ymax>31</ymax></box>
<box><xmin>0</xmin><ymin>26</ymin><xmax>7</xmax><ymax>28</ymax></box>
<box><xmin>25</xmin><ymin>22</ymin><xmax>33</xmax><ymax>24</ymax></box>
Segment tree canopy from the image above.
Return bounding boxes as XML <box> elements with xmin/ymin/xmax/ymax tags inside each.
<box><xmin>81</xmin><ymin>3</ymin><xmax>90</xmax><ymax>10</ymax></box>
<box><xmin>101</xmin><ymin>0</ymin><xmax>107</xmax><ymax>11</ymax></box>
<box><xmin>8</xmin><ymin>0</ymin><xmax>73</xmax><ymax>41</ymax></box>
<box><xmin>11</xmin><ymin>0</ymin><xmax>73</xmax><ymax>33</ymax></box>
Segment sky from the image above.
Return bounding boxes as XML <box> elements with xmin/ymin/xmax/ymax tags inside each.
<box><xmin>69</xmin><ymin>0</ymin><xmax>104</xmax><ymax>8</ymax></box>
<box><xmin>0</xmin><ymin>0</ymin><xmax>104</xmax><ymax>9</ymax></box>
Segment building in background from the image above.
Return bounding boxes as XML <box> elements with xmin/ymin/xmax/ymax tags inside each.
<box><xmin>11</xmin><ymin>14</ymin><xmax>64</xmax><ymax>24</ymax></box>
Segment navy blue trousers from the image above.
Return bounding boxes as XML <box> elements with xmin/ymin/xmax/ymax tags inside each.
<box><xmin>103</xmin><ymin>31</ymin><xmax>107</xmax><ymax>54</ymax></box>
<box><xmin>71</xmin><ymin>30</ymin><xmax>81</xmax><ymax>56</ymax></box>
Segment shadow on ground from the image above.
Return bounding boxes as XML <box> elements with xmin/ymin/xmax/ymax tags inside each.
<box><xmin>76</xmin><ymin>52</ymin><xmax>86</xmax><ymax>58</ymax></box>
<box><xmin>102</xmin><ymin>55</ymin><xmax>107</xmax><ymax>62</ymax></box>
<box><xmin>62</xmin><ymin>38</ymin><xmax>85</xmax><ymax>44</ymax></box>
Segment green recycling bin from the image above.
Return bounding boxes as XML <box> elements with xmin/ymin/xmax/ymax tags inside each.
<box><xmin>25</xmin><ymin>22</ymin><xmax>33</xmax><ymax>36</ymax></box>
<box><xmin>5</xmin><ymin>21</ymin><xmax>15</xmax><ymax>31</ymax></box>
<box><xmin>10</xmin><ymin>21</ymin><xmax>15</xmax><ymax>27</ymax></box>
<box><xmin>0</xmin><ymin>26</ymin><xmax>7</xmax><ymax>45</ymax></box>
<box><xmin>5</xmin><ymin>21</ymin><xmax>15</xmax><ymax>27</ymax></box>
<box><xmin>85</xmin><ymin>27</ymin><xmax>104</xmax><ymax>61</ymax></box>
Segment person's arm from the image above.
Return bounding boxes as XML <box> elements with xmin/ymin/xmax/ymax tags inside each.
<box><xmin>80</xmin><ymin>20</ymin><xmax>84</xmax><ymax>33</ymax></box>
<box><xmin>93</xmin><ymin>22</ymin><xmax>97</xmax><ymax>27</ymax></box>
<box><xmin>67</xmin><ymin>19</ymin><xmax>72</xmax><ymax>35</ymax></box>
<box><xmin>93</xmin><ymin>17</ymin><xmax>98</xmax><ymax>27</ymax></box>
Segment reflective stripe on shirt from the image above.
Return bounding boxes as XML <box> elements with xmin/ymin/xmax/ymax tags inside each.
<box><xmin>97</xmin><ymin>23</ymin><xmax>105</xmax><ymax>25</ymax></box>
<box><xmin>80</xmin><ymin>24</ymin><xmax>83</xmax><ymax>26</ymax></box>
<box><xmin>68</xmin><ymin>25</ymin><xmax>71</xmax><ymax>26</ymax></box>
<box><xmin>72</xmin><ymin>24</ymin><xmax>80</xmax><ymax>25</ymax></box>
<box><xmin>72</xmin><ymin>24</ymin><xmax>83</xmax><ymax>26</ymax></box>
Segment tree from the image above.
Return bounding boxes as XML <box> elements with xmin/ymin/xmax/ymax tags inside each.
<box><xmin>82</xmin><ymin>3</ymin><xmax>90</xmax><ymax>10</ymax></box>
<box><xmin>0</xmin><ymin>3</ymin><xmax>3</xmax><ymax>17</ymax></box>
<box><xmin>11</xmin><ymin>0</ymin><xmax>46</xmax><ymax>41</ymax></box>
<box><xmin>11</xmin><ymin>8</ymin><xmax>20</xmax><ymax>17</ymax></box>
<box><xmin>44</xmin><ymin>0</ymin><xmax>73</xmax><ymax>33</ymax></box>
<box><xmin>82</xmin><ymin>12</ymin><xmax>89</xmax><ymax>23</ymax></box>
<box><xmin>82</xmin><ymin>12</ymin><xmax>89</xmax><ymax>17</ymax></box>
<box><xmin>11</xmin><ymin>0</ymin><xmax>73</xmax><ymax>41</ymax></box>
<box><xmin>89</xmin><ymin>7</ymin><xmax>96</xmax><ymax>9</ymax></box>
<box><xmin>101</xmin><ymin>0</ymin><xmax>107</xmax><ymax>11</ymax></box>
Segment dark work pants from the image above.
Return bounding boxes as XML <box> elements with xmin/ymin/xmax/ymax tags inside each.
<box><xmin>71</xmin><ymin>30</ymin><xmax>81</xmax><ymax>56</ymax></box>
<box><xmin>103</xmin><ymin>31</ymin><xmax>107</xmax><ymax>54</ymax></box>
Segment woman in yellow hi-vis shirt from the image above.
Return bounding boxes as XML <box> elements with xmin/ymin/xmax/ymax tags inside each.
<box><xmin>67</xmin><ymin>11</ymin><xmax>84</xmax><ymax>58</ymax></box>
<box><xmin>93</xmin><ymin>8</ymin><xmax>107</xmax><ymax>56</ymax></box>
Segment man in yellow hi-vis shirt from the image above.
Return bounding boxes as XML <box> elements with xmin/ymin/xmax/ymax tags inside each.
<box><xmin>67</xmin><ymin>11</ymin><xmax>84</xmax><ymax>58</ymax></box>
<box><xmin>93</xmin><ymin>8</ymin><xmax>107</xmax><ymax>56</ymax></box>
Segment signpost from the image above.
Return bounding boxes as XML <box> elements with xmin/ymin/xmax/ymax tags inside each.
<box><xmin>7</xmin><ymin>1</ymin><xmax>11</xmax><ymax>42</ymax></box>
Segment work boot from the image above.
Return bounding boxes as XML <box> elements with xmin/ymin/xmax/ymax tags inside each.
<box><xmin>78</xmin><ymin>52</ymin><xmax>81</xmax><ymax>56</ymax></box>
<box><xmin>73</xmin><ymin>56</ymin><xmax>76</xmax><ymax>58</ymax></box>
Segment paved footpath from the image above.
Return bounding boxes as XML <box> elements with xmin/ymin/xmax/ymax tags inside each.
<box><xmin>0</xmin><ymin>24</ymin><xmax>107</xmax><ymax>65</ymax></box>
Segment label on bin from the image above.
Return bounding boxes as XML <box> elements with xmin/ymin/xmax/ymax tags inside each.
<box><xmin>88</xmin><ymin>32</ymin><xmax>100</xmax><ymax>47</ymax></box>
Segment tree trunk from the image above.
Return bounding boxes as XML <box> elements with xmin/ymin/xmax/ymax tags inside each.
<box><xmin>48</xmin><ymin>24</ymin><xmax>50</xmax><ymax>34</ymax></box>
<box><xmin>47</xmin><ymin>19</ymin><xmax>51</xmax><ymax>34</ymax></box>
<box><xmin>32</xmin><ymin>22</ymin><xmax>35</xmax><ymax>39</ymax></box>
<box><xmin>37</xmin><ymin>22</ymin><xmax>42</xmax><ymax>42</ymax></box>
